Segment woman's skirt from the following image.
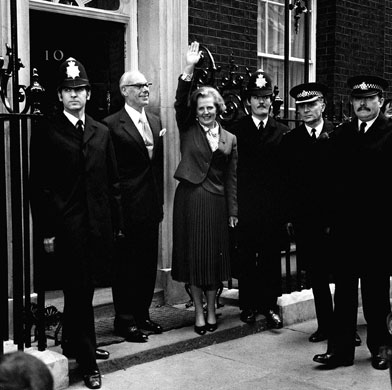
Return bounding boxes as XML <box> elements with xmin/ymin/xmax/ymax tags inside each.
<box><xmin>171</xmin><ymin>181</ymin><xmax>231</xmax><ymax>287</ymax></box>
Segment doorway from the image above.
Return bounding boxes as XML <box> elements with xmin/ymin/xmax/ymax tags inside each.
<box><xmin>30</xmin><ymin>10</ymin><xmax>125</xmax><ymax>121</ymax></box>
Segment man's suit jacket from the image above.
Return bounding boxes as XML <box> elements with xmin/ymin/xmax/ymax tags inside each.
<box><xmin>329</xmin><ymin>112</ymin><xmax>392</xmax><ymax>269</ymax></box>
<box><xmin>29</xmin><ymin>112</ymin><xmax>122</xmax><ymax>267</ymax></box>
<box><xmin>103</xmin><ymin>108</ymin><xmax>163</xmax><ymax>227</ymax></box>
<box><xmin>281</xmin><ymin>119</ymin><xmax>335</xmax><ymax>224</ymax></box>
<box><xmin>230</xmin><ymin>114</ymin><xmax>288</xmax><ymax>229</ymax></box>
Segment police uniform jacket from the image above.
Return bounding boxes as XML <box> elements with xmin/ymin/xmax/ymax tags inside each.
<box><xmin>280</xmin><ymin>119</ymin><xmax>334</xmax><ymax>224</ymax></box>
<box><xmin>29</xmin><ymin>113</ymin><xmax>122</xmax><ymax>275</ymax></box>
<box><xmin>173</xmin><ymin>78</ymin><xmax>238</xmax><ymax>217</ymax></box>
<box><xmin>231</xmin><ymin>114</ymin><xmax>288</xmax><ymax>229</ymax></box>
<box><xmin>330</xmin><ymin>112</ymin><xmax>392</xmax><ymax>270</ymax></box>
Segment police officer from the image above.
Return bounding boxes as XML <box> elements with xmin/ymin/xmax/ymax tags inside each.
<box><xmin>230</xmin><ymin>70</ymin><xmax>288</xmax><ymax>327</ymax></box>
<box><xmin>282</xmin><ymin>83</ymin><xmax>334</xmax><ymax>342</ymax></box>
<box><xmin>30</xmin><ymin>57</ymin><xmax>122</xmax><ymax>389</ymax></box>
<box><xmin>313</xmin><ymin>75</ymin><xmax>392</xmax><ymax>369</ymax></box>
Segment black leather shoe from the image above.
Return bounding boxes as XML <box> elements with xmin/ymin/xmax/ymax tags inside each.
<box><xmin>95</xmin><ymin>348</ymin><xmax>110</xmax><ymax>360</ymax></box>
<box><xmin>137</xmin><ymin>319</ymin><xmax>163</xmax><ymax>334</ymax></box>
<box><xmin>83</xmin><ymin>370</ymin><xmax>101</xmax><ymax>389</ymax></box>
<box><xmin>265</xmin><ymin>310</ymin><xmax>283</xmax><ymax>329</ymax></box>
<box><xmin>206</xmin><ymin>322</ymin><xmax>217</xmax><ymax>332</ymax></box>
<box><xmin>194</xmin><ymin>325</ymin><xmax>207</xmax><ymax>335</ymax></box>
<box><xmin>313</xmin><ymin>353</ymin><xmax>353</xmax><ymax>368</ymax></box>
<box><xmin>240</xmin><ymin>309</ymin><xmax>256</xmax><ymax>324</ymax></box>
<box><xmin>114</xmin><ymin>325</ymin><xmax>148</xmax><ymax>343</ymax></box>
<box><xmin>355</xmin><ymin>332</ymin><xmax>361</xmax><ymax>347</ymax></box>
<box><xmin>309</xmin><ymin>330</ymin><xmax>328</xmax><ymax>342</ymax></box>
<box><xmin>63</xmin><ymin>347</ymin><xmax>109</xmax><ymax>361</ymax></box>
<box><xmin>371</xmin><ymin>353</ymin><xmax>389</xmax><ymax>370</ymax></box>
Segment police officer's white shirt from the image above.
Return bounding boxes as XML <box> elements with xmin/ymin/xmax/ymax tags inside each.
<box><xmin>357</xmin><ymin>116</ymin><xmax>377</xmax><ymax>133</ymax></box>
<box><xmin>305</xmin><ymin>118</ymin><xmax>324</xmax><ymax>138</ymax></box>
<box><xmin>252</xmin><ymin>116</ymin><xmax>268</xmax><ymax>129</ymax></box>
<box><xmin>63</xmin><ymin>110</ymin><xmax>86</xmax><ymax>130</ymax></box>
<box><xmin>124</xmin><ymin>103</ymin><xmax>148</xmax><ymax>139</ymax></box>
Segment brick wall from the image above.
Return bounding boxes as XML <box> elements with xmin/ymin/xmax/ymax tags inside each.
<box><xmin>188</xmin><ymin>0</ymin><xmax>258</xmax><ymax>81</ymax></box>
<box><xmin>317</xmin><ymin>0</ymin><xmax>392</xmax><ymax>118</ymax></box>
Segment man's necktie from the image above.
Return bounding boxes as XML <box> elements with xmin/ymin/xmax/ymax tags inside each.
<box><xmin>139</xmin><ymin>116</ymin><xmax>154</xmax><ymax>159</ymax></box>
<box><xmin>359</xmin><ymin>121</ymin><xmax>367</xmax><ymax>134</ymax></box>
<box><xmin>258</xmin><ymin>121</ymin><xmax>264</xmax><ymax>130</ymax></box>
<box><xmin>311</xmin><ymin>128</ymin><xmax>317</xmax><ymax>141</ymax></box>
<box><xmin>75</xmin><ymin>119</ymin><xmax>84</xmax><ymax>137</ymax></box>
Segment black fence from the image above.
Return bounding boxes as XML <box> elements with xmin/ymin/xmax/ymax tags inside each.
<box><xmin>0</xmin><ymin>114</ymin><xmax>46</xmax><ymax>355</ymax></box>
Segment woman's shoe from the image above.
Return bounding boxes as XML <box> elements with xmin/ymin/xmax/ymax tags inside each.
<box><xmin>206</xmin><ymin>322</ymin><xmax>217</xmax><ymax>332</ymax></box>
<box><xmin>194</xmin><ymin>325</ymin><xmax>207</xmax><ymax>335</ymax></box>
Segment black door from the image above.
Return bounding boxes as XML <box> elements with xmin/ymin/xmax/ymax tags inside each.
<box><xmin>30</xmin><ymin>10</ymin><xmax>125</xmax><ymax>121</ymax></box>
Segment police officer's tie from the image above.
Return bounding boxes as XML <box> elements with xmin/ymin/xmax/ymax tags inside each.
<box><xmin>139</xmin><ymin>116</ymin><xmax>154</xmax><ymax>159</ymax></box>
<box><xmin>75</xmin><ymin>119</ymin><xmax>84</xmax><ymax>137</ymax></box>
<box><xmin>359</xmin><ymin>121</ymin><xmax>367</xmax><ymax>134</ymax></box>
<box><xmin>311</xmin><ymin>128</ymin><xmax>317</xmax><ymax>141</ymax></box>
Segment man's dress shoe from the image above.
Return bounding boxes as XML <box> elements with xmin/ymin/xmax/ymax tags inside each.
<box><xmin>63</xmin><ymin>347</ymin><xmax>109</xmax><ymax>360</ymax></box>
<box><xmin>240</xmin><ymin>309</ymin><xmax>256</xmax><ymax>324</ymax></box>
<box><xmin>83</xmin><ymin>369</ymin><xmax>101</xmax><ymax>389</ymax></box>
<box><xmin>313</xmin><ymin>353</ymin><xmax>353</xmax><ymax>368</ymax></box>
<box><xmin>95</xmin><ymin>348</ymin><xmax>110</xmax><ymax>360</ymax></box>
<box><xmin>114</xmin><ymin>325</ymin><xmax>148</xmax><ymax>342</ymax></box>
<box><xmin>265</xmin><ymin>310</ymin><xmax>283</xmax><ymax>329</ymax></box>
<box><xmin>355</xmin><ymin>332</ymin><xmax>361</xmax><ymax>347</ymax></box>
<box><xmin>137</xmin><ymin>319</ymin><xmax>163</xmax><ymax>334</ymax></box>
<box><xmin>309</xmin><ymin>330</ymin><xmax>328</xmax><ymax>342</ymax></box>
<box><xmin>371</xmin><ymin>353</ymin><xmax>389</xmax><ymax>370</ymax></box>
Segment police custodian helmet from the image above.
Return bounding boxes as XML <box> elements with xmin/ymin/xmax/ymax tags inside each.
<box><xmin>57</xmin><ymin>57</ymin><xmax>91</xmax><ymax>90</ymax></box>
<box><xmin>246</xmin><ymin>69</ymin><xmax>273</xmax><ymax>97</ymax></box>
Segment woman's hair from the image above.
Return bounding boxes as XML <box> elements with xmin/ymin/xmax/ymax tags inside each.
<box><xmin>189</xmin><ymin>86</ymin><xmax>227</xmax><ymax>116</ymax></box>
<box><xmin>0</xmin><ymin>351</ymin><xmax>54</xmax><ymax>390</ymax></box>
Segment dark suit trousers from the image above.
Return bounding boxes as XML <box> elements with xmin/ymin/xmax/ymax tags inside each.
<box><xmin>62</xmin><ymin>284</ymin><xmax>97</xmax><ymax>371</ymax></box>
<box><xmin>293</xmin><ymin>221</ymin><xmax>333</xmax><ymax>333</ymax></box>
<box><xmin>58</xmin><ymin>230</ymin><xmax>98</xmax><ymax>372</ymax></box>
<box><xmin>329</xmin><ymin>270</ymin><xmax>392</xmax><ymax>358</ymax></box>
<box><xmin>238</xmin><ymin>223</ymin><xmax>282</xmax><ymax>312</ymax></box>
<box><xmin>113</xmin><ymin>221</ymin><xmax>159</xmax><ymax>326</ymax></box>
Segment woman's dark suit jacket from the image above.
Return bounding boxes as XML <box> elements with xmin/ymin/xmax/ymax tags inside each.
<box><xmin>174</xmin><ymin>78</ymin><xmax>238</xmax><ymax>217</ymax></box>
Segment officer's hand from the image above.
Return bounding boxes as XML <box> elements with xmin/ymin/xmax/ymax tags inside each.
<box><xmin>43</xmin><ymin>237</ymin><xmax>55</xmax><ymax>253</ymax></box>
<box><xmin>229</xmin><ymin>216</ymin><xmax>238</xmax><ymax>228</ymax></box>
<box><xmin>115</xmin><ymin>230</ymin><xmax>125</xmax><ymax>241</ymax></box>
<box><xmin>286</xmin><ymin>222</ymin><xmax>294</xmax><ymax>238</ymax></box>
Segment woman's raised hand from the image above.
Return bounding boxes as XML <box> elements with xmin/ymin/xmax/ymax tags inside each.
<box><xmin>186</xmin><ymin>41</ymin><xmax>202</xmax><ymax>67</ymax></box>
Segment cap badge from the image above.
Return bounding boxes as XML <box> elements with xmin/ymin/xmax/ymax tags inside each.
<box><xmin>66</xmin><ymin>60</ymin><xmax>80</xmax><ymax>79</ymax></box>
<box><xmin>359</xmin><ymin>82</ymin><xmax>368</xmax><ymax>90</ymax></box>
<box><xmin>256</xmin><ymin>74</ymin><xmax>267</xmax><ymax>88</ymax></box>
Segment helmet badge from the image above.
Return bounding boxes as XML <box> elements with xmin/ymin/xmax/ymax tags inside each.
<box><xmin>66</xmin><ymin>60</ymin><xmax>80</xmax><ymax>80</ymax></box>
<box><xmin>256</xmin><ymin>74</ymin><xmax>267</xmax><ymax>88</ymax></box>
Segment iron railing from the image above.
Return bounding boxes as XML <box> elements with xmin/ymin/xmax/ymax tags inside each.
<box><xmin>0</xmin><ymin>0</ymin><xmax>47</xmax><ymax>355</ymax></box>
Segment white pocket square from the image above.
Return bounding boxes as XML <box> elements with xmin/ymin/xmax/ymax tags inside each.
<box><xmin>159</xmin><ymin>128</ymin><xmax>167</xmax><ymax>137</ymax></box>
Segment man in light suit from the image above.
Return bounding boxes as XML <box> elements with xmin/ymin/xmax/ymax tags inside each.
<box><xmin>103</xmin><ymin>70</ymin><xmax>164</xmax><ymax>342</ymax></box>
<box><xmin>30</xmin><ymin>57</ymin><xmax>121</xmax><ymax>389</ymax></box>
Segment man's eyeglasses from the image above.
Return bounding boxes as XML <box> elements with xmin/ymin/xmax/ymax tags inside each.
<box><xmin>123</xmin><ymin>82</ymin><xmax>152</xmax><ymax>89</ymax></box>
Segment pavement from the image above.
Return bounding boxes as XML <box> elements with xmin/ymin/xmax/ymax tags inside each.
<box><xmin>57</xmin><ymin>291</ymin><xmax>391</xmax><ymax>390</ymax></box>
